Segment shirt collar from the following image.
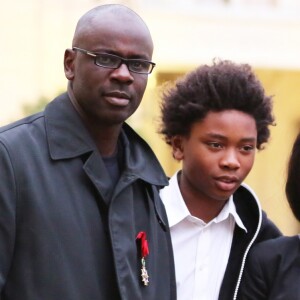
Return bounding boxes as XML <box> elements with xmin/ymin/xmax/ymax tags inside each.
<box><xmin>213</xmin><ymin>194</ymin><xmax>247</xmax><ymax>232</ymax></box>
<box><xmin>160</xmin><ymin>171</ymin><xmax>191</xmax><ymax>227</ymax></box>
<box><xmin>160</xmin><ymin>171</ymin><xmax>247</xmax><ymax>232</ymax></box>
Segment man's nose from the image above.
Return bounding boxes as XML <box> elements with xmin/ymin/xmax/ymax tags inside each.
<box><xmin>110</xmin><ymin>63</ymin><xmax>134</xmax><ymax>83</ymax></box>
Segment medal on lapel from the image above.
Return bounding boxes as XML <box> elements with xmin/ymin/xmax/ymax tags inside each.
<box><xmin>136</xmin><ymin>231</ymin><xmax>149</xmax><ymax>286</ymax></box>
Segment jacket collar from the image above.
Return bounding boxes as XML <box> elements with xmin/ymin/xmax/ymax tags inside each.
<box><xmin>45</xmin><ymin>93</ymin><xmax>95</xmax><ymax>159</ymax></box>
<box><xmin>44</xmin><ymin>93</ymin><xmax>168</xmax><ymax>187</ymax></box>
<box><xmin>234</xmin><ymin>183</ymin><xmax>262</xmax><ymax>234</ymax></box>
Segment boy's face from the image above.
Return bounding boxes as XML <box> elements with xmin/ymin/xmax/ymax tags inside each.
<box><xmin>172</xmin><ymin>109</ymin><xmax>257</xmax><ymax>204</ymax></box>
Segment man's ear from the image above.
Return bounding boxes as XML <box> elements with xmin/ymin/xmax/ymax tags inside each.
<box><xmin>64</xmin><ymin>48</ymin><xmax>75</xmax><ymax>80</ymax></box>
<box><xmin>171</xmin><ymin>135</ymin><xmax>184</xmax><ymax>161</ymax></box>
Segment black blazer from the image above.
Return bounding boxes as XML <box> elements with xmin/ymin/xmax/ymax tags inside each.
<box><xmin>239</xmin><ymin>235</ymin><xmax>300</xmax><ymax>299</ymax></box>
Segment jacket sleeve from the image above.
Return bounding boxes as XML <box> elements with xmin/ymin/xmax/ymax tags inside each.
<box><xmin>238</xmin><ymin>245</ymin><xmax>269</xmax><ymax>300</ymax></box>
<box><xmin>0</xmin><ymin>141</ymin><xmax>17</xmax><ymax>290</ymax></box>
<box><xmin>238</xmin><ymin>213</ymin><xmax>282</xmax><ymax>299</ymax></box>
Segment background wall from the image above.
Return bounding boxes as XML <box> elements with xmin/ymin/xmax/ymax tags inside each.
<box><xmin>1</xmin><ymin>0</ymin><xmax>300</xmax><ymax>234</ymax></box>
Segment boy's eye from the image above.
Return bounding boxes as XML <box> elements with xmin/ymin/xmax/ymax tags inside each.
<box><xmin>241</xmin><ymin>145</ymin><xmax>255</xmax><ymax>152</ymax></box>
<box><xmin>208</xmin><ymin>142</ymin><xmax>222</xmax><ymax>149</ymax></box>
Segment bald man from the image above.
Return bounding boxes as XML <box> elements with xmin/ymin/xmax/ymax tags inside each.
<box><xmin>0</xmin><ymin>5</ymin><xmax>176</xmax><ymax>300</ymax></box>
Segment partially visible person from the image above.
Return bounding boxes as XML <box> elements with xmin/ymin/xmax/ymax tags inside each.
<box><xmin>239</xmin><ymin>132</ymin><xmax>300</xmax><ymax>300</ymax></box>
<box><xmin>159</xmin><ymin>59</ymin><xmax>281</xmax><ymax>300</ymax></box>
<box><xmin>0</xmin><ymin>4</ymin><xmax>176</xmax><ymax>300</ymax></box>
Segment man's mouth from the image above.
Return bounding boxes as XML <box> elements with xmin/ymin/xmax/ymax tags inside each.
<box><xmin>104</xmin><ymin>91</ymin><xmax>131</xmax><ymax>107</ymax></box>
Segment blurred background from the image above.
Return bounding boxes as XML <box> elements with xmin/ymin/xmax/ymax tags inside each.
<box><xmin>1</xmin><ymin>0</ymin><xmax>300</xmax><ymax>234</ymax></box>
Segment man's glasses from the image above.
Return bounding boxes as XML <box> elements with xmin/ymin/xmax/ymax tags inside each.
<box><xmin>73</xmin><ymin>47</ymin><xmax>155</xmax><ymax>75</ymax></box>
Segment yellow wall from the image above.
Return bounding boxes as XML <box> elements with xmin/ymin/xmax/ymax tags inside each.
<box><xmin>1</xmin><ymin>0</ymin><xmax>300</xmax><ymax>235</ymax></box>
<box><xmin>246</xmin><ymin>69</ymin><xmax>300</xmax><ymax>235</ymax></box>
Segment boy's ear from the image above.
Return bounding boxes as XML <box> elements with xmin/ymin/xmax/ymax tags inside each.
<box><xmin>171</xmin><ymin>136</ymin><xmax>184</xmax><ymax>161</ymax></box>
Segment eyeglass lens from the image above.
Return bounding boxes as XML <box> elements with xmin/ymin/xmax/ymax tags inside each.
<box><xmin>95</xmin><ymin>54</ymin><xmax>153</xmax><ymax>74</ymax></box>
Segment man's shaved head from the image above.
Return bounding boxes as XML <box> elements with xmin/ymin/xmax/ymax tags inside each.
<box><xmin>72</xmin><ymin>4</ymin><xmax>152</xmax><ymax>48</ymax></box>
<box><xmin>64</xmin><ymin>3</ymin><xmax>154</xmax><ymax>132</ymax></box>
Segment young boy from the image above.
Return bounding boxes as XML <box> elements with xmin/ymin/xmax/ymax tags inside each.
<box><xmin>159</xmin><ymin>60</ymin><xmax>281</xmax><ymax>300</ymax></box>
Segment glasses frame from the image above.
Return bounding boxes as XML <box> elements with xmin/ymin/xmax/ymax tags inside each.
<box><xmin>72</xmin><ymin>47</ymin><xmax>156</xmax><ymax>75</ymax></box>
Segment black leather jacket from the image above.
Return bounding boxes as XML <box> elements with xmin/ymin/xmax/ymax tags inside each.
<box><xmin>0</xmin><ymin>93</ymin><xmax>176</xmax><ymax>300</ymax></box>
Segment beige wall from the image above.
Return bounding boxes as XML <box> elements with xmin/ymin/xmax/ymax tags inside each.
<box><xmin>1</xmin><ymin>0</ymin><xmax>300</xmax><ymax>235</ymax></box>
<box><xmin>245</xmin><ymin>69</ymin><xmax>300</xmax><ymax>235</ymax></box>
<box><xmin>0</xmin><ymin>0</ymin><xmax>95</xmax><ymax>124</ymax></box>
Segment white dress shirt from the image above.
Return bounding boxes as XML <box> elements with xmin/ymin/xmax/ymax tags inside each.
<box><xmin>160</xmin><ymin>171</ymin><xmax>247</xmax><ymax>300</ymax></box>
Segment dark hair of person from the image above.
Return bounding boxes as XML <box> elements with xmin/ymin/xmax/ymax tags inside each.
<box><xmin>159</xmin><ymin>59</ymin><xmax>275</xmax><ymax>150</ymax></box>
<box><xmin>285</xmin><ymin>133</ymin><xmax>300</xmax><ymax>222</ymax></box>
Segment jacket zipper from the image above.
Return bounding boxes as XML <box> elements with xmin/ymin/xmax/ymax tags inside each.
<box><xmin>232</xmin><ymin>183</ymin><xmax>263</xmax><ymax>300</ymax></box>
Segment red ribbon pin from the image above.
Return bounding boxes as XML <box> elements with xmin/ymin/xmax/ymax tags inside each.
<box><xmin>136</xmin><ymin>231</ymin><xmax>149</xmax><ymax>286</ymax></box>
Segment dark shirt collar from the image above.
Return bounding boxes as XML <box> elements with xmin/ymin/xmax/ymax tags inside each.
<box><xmin>44</xmin><ymin>93</ymin><xmax>168</xmax><ymax>187</ymax></box>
